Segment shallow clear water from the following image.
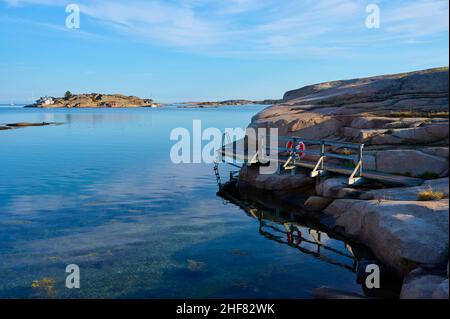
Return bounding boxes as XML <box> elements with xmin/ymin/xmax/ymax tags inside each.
<box><xmin>0</xmin><ymin>105</ymin><xmax>364</xmax><ymax>298</ymax></box>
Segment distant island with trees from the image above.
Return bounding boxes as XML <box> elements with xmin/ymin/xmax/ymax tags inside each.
<box><xmin>25</xmin><ymin>92</ymin><xmax>160</xmax><ymax>108</ymax></box>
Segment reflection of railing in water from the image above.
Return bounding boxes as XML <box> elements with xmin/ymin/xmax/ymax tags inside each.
<box><xmin>218</xmin><ymin>188</ymin><xmax>359</xmax><ymax>273</ymax></box>
<box><xmin>257</xmin><ymin>213</ymin><xmax>357</xmax><ymax>272</ymax></box>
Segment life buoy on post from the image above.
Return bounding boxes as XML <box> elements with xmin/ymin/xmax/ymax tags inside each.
<box><xmin>295</xmin><ymin>142</ymin><xmax>306</xmax><ymax>160</ymax></box>
<box><xmin>286</xmin><ymin>140</ymin><xmax>294</xmax><ymax>154</ymax></box>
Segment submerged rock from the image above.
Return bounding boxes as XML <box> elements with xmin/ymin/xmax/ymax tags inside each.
<box><xmin>187</xmin><ymin>259</ymin><xmax>206</xmax><ymax>272</ymax></box>
<box><xmin>31</xmin><ymin>277</ymin><xmax>56</xmax><ymax>298</ymax></box>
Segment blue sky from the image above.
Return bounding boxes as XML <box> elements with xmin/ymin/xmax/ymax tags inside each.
<box><xmin>0</xmin><ymin>0</ymin><xmax>448</xmax><ymax>103</ymax></box>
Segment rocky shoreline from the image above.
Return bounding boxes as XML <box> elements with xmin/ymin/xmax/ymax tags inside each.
<box><xmin>234</xmin><ymin>67</ymin><xmax>449</xmax><ymax>299</ymax></box>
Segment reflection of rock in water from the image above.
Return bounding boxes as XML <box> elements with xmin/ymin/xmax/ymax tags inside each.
<box><xmin>217</xmin><ymin>181</ymin><xmax>403</xmax><ymax>299</ymax></box>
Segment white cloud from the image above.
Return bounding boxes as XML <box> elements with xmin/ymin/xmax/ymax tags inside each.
<box><xmin>79</xmin><ymin>1</ymin><xmax>222</xmax><ymax>46</ymax></box>
<box><xmin>2</xmin><ymin>0</ymin><xmax>448</xmax><ymax>55</ymax></box>
<box><xmin>384</xmin><ymin>0</ymin><xmax>449</xmax><ymax>37</ymax></box>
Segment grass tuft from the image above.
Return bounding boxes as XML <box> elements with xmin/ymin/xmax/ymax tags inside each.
<box><xmin>418</xmin><ymin>187</ymin><xmax>446</xmax><ymax>201</ymax></box>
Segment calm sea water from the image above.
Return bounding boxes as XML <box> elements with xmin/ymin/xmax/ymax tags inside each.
<box><xmin>0</xmin><ymin>105</ymin><xmax>364</xmax><ymax>299</ymax></box>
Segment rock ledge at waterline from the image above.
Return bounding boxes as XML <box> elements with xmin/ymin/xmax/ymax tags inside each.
<box><xmin>236</xmin><ymin>67</ymin><xmax>449</xmax><ymax>299</ymax></box>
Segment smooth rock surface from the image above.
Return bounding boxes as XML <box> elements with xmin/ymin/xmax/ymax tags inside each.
<box><xmin>315</xmin><ymin>177</ymin><xmax>363</xmax><ymax>199</ymax></box>
<box><xmin>376</xmin><ymin>150</ymin><xmax>449</xmax><ymax>177</ymax></box>
<box><xmin>304</xmin><ymin>196</ymin><xmax>333</xmax><ymax>211</ymax></box>
<box><xmin>371</xmin><ymin>123</ymin><xmax>449</xmax><ymax>145</ymax></box>
<box><xmin>324</xmin><ymin>199</ymin><xmax>449</xmax><ymax>276</ymax></box>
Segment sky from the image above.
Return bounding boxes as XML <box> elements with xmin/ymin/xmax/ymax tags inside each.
<box><xmin>0</xmin><ymin>0</ymin><xmax>448</xmax><ymax>103</ymax></box>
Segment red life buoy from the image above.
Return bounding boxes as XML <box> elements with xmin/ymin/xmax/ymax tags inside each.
<box><xmin>286</xmin><ymin>140</ymin><xmax>294</xmax><ymax>154</ymax></box>
<box><xmin>295</xmin><ymin>142</ymin><xmax>306</xmax><ymax>159</ymax></box>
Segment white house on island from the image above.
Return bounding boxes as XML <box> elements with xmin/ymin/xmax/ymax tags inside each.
<box><xmin>37</xmin><ymin>96</ymin><xmax>55</xmax><ymax>105</ymax></box>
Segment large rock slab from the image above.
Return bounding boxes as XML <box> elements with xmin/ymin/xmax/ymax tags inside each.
<box><xmin>376</xmin><ymin>150</ymin><xmax>449</xmax><ymax>177</ymax></box>
<box><xmin>304</xmin><ymin>196</ymin><xmax>333</xmax><ymax>211</ymax></box>
<box><xmin>315</xmin><ymin>177</ymin><xmax>363</xmax><ymax>199</ymax></box>
<box><xmin>251</xmin><ymin>68</ymin><xmax>448</xmax><ymax>139</ymax></box>
<box><xmin>372</xmin><ymin>123</ymin><xmax>449</xmax><ymax>145</ymax></box>
<box><xmin>282</xmin><ymin>68</ymin><xmax>448</xmax><ymax>109</ymax></box>
<box><xmin>350</xmin><ymin>117</ymin><xmax>395</xmax><ymax>129</ymax></box>
<box><xmin>324</xmin><ymin>199</ymin><xmax>449</xmax><ymax>276</ymax></box>
<box><xmin>422</xmin><ymin>147</ymin><xmax>449</xmax><ymax>159</ymax></box>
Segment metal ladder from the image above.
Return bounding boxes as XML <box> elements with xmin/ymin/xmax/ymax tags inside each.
<box><xmin>214</xmin><ymin>162</ymin><xmax>222</xmax><ymax>190</ymax></box>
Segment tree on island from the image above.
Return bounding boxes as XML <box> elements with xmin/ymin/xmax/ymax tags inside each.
<box><xmin>64</xmin><ymin>91</ymin><xmax>73</xmax><ymax>100</ymax></box>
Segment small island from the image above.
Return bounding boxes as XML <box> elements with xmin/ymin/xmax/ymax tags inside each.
<box><xmin>25</xmin><ymin>92</ymin><xmax>160</xmax><ymax>108</ymax></box>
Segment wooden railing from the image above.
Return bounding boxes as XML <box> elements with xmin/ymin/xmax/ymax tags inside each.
<box><xmin>218</xmin><ymin>134</ymin><xmax>365</xmax><ymax>185</ymax></box>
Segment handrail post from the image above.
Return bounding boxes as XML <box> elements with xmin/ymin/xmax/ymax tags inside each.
<box><xmin>291</xmin><ymin>138</ymin><xmax>297</xmax><ymax>175</ymax></box>
<box><xmin>259</xmin><ymin>136</ymin><xmax>266</xmax><ymax>163</ymax></box>
<box><xmin>321</xmin><ymin>141</ymin><xmax>325</xmax><ymax>172</ymax></box>
<box><xmin>359</xmin><ymin>144</ymin><xmax>364</xmax><ymax>177</ymax></box>
<box><xmin>349</xmin><ymin>143</ymin><xmax>364</xmax><ymax>185</ymax></box>
<box><xmin>217</xmin><ymin>133</ymin><xmax>225</xmax><ymax>163</ymax></box>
